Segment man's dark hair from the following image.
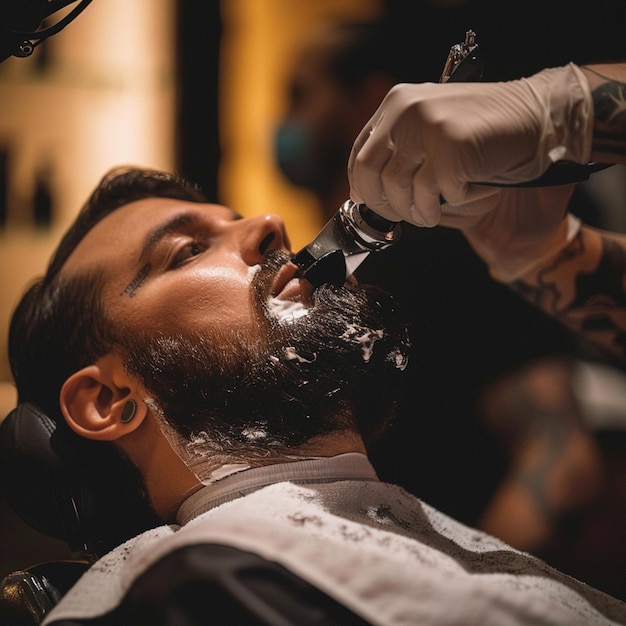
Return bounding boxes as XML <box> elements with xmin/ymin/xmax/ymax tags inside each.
<box><xmin>7</xmin><ymin>166</ymin><xmax>208</xmax><ymax>549</ymax></box>
<box><xmin>10</xmin><ymin>166</ymin><xmax>208</xmax><ymax>414</ymax></box>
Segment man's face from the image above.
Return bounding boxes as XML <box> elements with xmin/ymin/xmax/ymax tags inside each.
<box><xmin>62</xmin><ymin>197</ymin><xmax>410</xmax><ymax>457</ymax></box>
<box><xmin>62</xmin><ymin>197</ymin><xmax>306</xmax><ymax>344</ymax></box>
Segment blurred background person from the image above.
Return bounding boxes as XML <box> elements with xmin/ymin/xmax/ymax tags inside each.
<box><xmin>273</xmin><ymin>20</ymin><xmax>434</xmax><ymax>222</ymax></box>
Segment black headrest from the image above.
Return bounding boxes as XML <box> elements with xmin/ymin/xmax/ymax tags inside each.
<box><xmin>0</xmin><ymin>402</ymin><xmax>160</xmax><ymax>558</ymax></box>
<box><xmin>0</xmin><ymin>403</ymin><xmax>91</xmax><ymax>554</ymax></box>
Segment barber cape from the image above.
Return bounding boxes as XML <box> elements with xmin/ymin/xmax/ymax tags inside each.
<box><xmin>43</xmin><ymin>454</ymin><xmax>626</xmax><ymax>625</ymax></box>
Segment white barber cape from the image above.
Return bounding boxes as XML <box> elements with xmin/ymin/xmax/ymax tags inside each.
<box><xmin>43</xmin><ymin>453</ymin><xmax>626</xmax><ymax>625</ymax></box>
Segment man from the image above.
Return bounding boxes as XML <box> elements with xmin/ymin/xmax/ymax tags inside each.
<box><xmin>348</xmin><ymin>61</ymin><xmax>626</xmax><ymax>361</ymax></box>
<box><xmin>6</xmin><ymin>166</ymin><xmax>626</xmax><ymax>624</ymax></box>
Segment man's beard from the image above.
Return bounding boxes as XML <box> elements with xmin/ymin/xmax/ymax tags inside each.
<box><xmin>122</xmin><ymin>250</ymin><xmax>410</xmax><ymax>460</ymax></box>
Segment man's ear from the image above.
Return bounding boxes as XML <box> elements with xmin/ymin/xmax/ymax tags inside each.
<box><xmin>60</xmin><ymin>355</ymin><xmax>147</xmax><ymax>441</ymax></box>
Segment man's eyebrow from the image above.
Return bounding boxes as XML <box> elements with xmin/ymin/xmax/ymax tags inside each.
<box><xmin>138</xmin><ymin>208</ymin><xmax>243</xmax><ymax>263</ymax></box>
<box><xmin>138</xmin><ymin>212</ymin><xmax>201</xmax><ymax>263</ymax></box>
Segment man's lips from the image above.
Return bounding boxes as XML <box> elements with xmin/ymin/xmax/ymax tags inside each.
<box><xmin>270</xmin><ymin>261</ymin><xmax>314</xmax><ymax>302</ymax></box>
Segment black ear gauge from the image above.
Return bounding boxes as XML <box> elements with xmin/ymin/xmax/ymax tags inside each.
<box><xmin>120</xmin><ymin>399</ymin><xmax>137</xmax><ymax>423</ymax></box>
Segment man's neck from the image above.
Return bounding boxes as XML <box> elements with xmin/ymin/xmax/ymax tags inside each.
<box><xmin>124</xmin><ymin>418</ymin><xmax>367</xmax><ymax>524</ymax></box>
<box><xmin>176</xmin><ymin>451</ymin><xmax>377</xmax><ymax>525</ymax></box>
<box><xmin>291</xmin><ymin>429</ymin><xmax>367</xmax><ymax>457</ymax></box>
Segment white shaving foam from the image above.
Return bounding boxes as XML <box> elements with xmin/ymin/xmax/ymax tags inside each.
<box><xmin>145</xmin><ymin>396</ymin><xmax>251</xmax><ymax>485</ymax></box>
<box><xmin>241</xmin><ymin>426</ymin><xmax>268</xmax><ymax>441</ymax></box>
<box><xmin>284</xmin><ymin>347</ymin><xmax>317</xmax><ymax>363</ymax></box>
<box><xmin>267</xmin><ymin>297</ymin><xmax>310</xmax><ymax>323</ymax></box>
<box><xmin>387</xmin><ymin>349</ymin><xmax>409</xmax><ymax>371</ymax></box>
<box><xmin>340</xmin><ymin>324</ymin><xmax>384</xmax><ymax>363</ymax></box>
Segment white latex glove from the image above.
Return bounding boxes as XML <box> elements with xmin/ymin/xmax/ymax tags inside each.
<box><xmin>347</xmin><ymin>63</ymin><xmax>593</xmax><ymax>227</ymax></box>
<box><xmin>441</xmin><ymin>185</ymin><xmax>581</xmax><ymax>282</ymax></box>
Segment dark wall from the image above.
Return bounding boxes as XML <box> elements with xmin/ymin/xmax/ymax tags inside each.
<box><xmin>381</xmin><ymin>0</ymin><xmax>626</xmax><ymax>82</ymax></box>
<box><xmin>175</xmin><ymin>1</ymin><xmax>222</xmax><ymax>202</ymax></box>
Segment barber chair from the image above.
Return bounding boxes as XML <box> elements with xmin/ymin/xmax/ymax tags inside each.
<box><xmin>0</xmin><ymin>561</ymin><xmax>89</xmax><ymax>626</ymax></box>
<box><xmin>0</xmin><ymin>403</ymin><xmax>87</xmax><ymax>625</ymax></box>
<box><xmin>0</xmin><ymin>404</ymin><xmax>370</xmax><ymax>626</ymax></box>
<box><xmin>0</xmin><ymin>402</ymin><xmax>158</xmax><ymax>625</ymax></box>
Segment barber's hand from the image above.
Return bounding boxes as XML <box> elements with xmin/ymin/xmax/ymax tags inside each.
<box><xmin>348</xmin><ymin>64</ymin><xmax>592</xmax><ymax>227</ymax></box>
<box><xmin>441</xmin><ymin>185</ymin><xmax>580</xmax><ymax>282</ymax></box>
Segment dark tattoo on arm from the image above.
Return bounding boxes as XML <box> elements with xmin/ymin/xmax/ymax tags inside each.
<box><xmin>585</xmin><ymin>67</ymin><xmax>626</xmax><ymax>160</ymax></box>
<box><xmin>510</xmin><ymin>381</ymin><xmax>573</xmax><ymax>521</ymax></box>
<box><xmin>121</xmin><ymin>262</ymin><xmax>152</xmax><ymax>298</ymax></box>
<box><xmin>511</xmin><ymin>233</ymin><xmax>626</xmax><ymax>360</ymax></box>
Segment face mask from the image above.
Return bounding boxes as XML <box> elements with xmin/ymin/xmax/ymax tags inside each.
<box><xmin>273</xmin><ymin>120</ymin><xmax>320</xmax><ymax>189</ymax></box>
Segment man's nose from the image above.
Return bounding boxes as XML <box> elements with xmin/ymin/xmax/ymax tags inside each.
<box><xmin>237</xmin><ymin>214</ymin><xmax>291</xmax><ymax>265</ymax></box>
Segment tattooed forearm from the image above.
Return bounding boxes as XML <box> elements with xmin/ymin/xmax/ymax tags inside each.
<box><xmin>121</xmin><ymin>262</ymin><xmax>151</xmax><ymax>298</ymax></box>
<box><xmin>584</xmin><ymin>65</ymin><xmax>626</xmax><ymax>163</ymax></box>
<box><xmin>511</xmin><ymin>228</ymin><xmax>626</xmax><ymax>361</ymax></box>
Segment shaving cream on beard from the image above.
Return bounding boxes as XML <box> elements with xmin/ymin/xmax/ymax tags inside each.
<box><xmin>136</xmin><ymin>257</ymin><xmax>409</xmax><ymax>484</ymax></box>
<box><xmin>144</xmin><ymin>397</ymin><xmax>251</xmax><ymax>484</ymax></box>
<box><xmin>139</xmin><ymin>265</ymin><xmax>313</xmax><ymax>485</ymax></box>
<box><xmin>266</xmin><ymin>296</ymin><xmax>310</xmax><ymax>323</ymax></box>
<box><xmin>145</xmin><ymin>396</ymin><xmax>324</xmax><ymax>485</ymax></box>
